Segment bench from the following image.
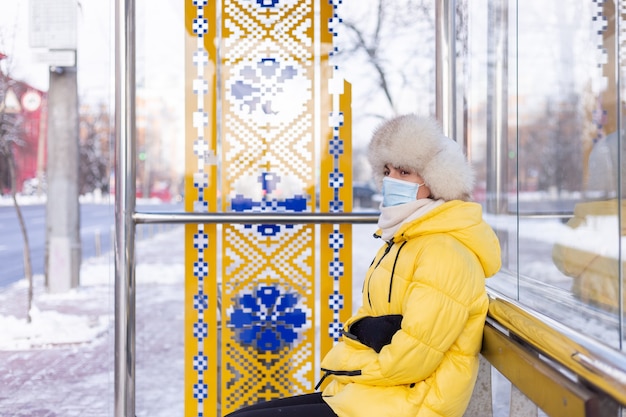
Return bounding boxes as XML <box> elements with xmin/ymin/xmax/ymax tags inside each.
<box><xmin>464</xmin><ymin>292</ymin><xmax>626</xmax><ymax>417</ymax></box>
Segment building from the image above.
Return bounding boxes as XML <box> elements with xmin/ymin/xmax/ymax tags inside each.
<box><xmin>0</xmin><ymin>53</ymin><xmax>47</xmax><ymax>194</ymax></box>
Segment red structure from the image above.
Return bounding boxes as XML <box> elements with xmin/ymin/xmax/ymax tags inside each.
<box><xmin>0</xmin><ymin>54</ymin><xmax>47</xmax><ymax>194</ymax></box>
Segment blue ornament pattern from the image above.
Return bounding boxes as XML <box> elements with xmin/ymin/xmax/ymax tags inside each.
<box><xmin>229</xmin><ymin>285</ymin><xmax>307</xmax><ymax>352</ymax></box>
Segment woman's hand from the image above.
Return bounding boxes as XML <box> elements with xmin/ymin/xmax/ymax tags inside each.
<box><xmin>347</xmin><ymin>315</ymin><xmax>403</xmax><ymax>353</ymax></box>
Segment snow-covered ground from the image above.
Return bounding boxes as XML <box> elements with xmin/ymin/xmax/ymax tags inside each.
<box><xmin>0</xmin><ymin>220</ymin><xmax>379</xmax><ymax>416</ymax></box>
<box><xmin>0</xmin><ymin>223</ymin><xmax>186</xmax><ymax>416</ymax></box>
<box><xmin>0</xmin><ymin>210</ymin><xmax>623</xmax><ymax>416</ymax></box>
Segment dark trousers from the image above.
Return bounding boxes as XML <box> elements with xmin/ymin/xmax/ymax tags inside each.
<box><xmin>225</xmin><ymin>393</ymin><xmax>338</xmax><ymax>417</ymax></box>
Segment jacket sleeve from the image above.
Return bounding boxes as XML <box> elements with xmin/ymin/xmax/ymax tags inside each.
<box><xmin>321</xmin><ymin>240</ymin><xmax>474</xmax><ymax>386</ymax></box>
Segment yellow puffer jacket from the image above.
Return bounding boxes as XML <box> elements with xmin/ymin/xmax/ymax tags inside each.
<box><xmin>552</xmin><ymin>199</ymin><xmax>626</xmax><ymax>310</ymax></box>
<box><xmin>320</xmin><ymin>200</ymin><xmax>501</xmax><ymax>417</ymax></box>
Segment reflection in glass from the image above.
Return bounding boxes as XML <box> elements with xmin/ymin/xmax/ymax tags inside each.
<box><xmin>466</xmin><ymin>0</ymin><xmax>624</xmax><ymax>349</ymax></box>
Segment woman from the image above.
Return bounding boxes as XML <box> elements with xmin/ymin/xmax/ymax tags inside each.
<box><xmin>227</xmin><ymin>114</ymin><xmax>502</xmax><ymax>417</ymax></box>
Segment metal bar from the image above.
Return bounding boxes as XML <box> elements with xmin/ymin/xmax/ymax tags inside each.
<box><xmin>482</xmin><ymin>322</ymin><xmax>598</xmax><ymax>417</ymax></box>
<box><xmin>486</xmin><ymin>0</ymin><xmax>508</xmax><ymax>215</ymax></box>
<box><xmin>614</xmin><ymin>0</ymin><xmax>624</xmax><ymax>348</ymax></box>
<box><xmin>133</xmin><ymin>211</ymin><xmax>380</xmax><ymax>225</ymax></box>
<box><xmin>487</xmin><ymin>289</ymin><xmax>626</xmax><ymax>407</ymax></box>
<box><xmin>435</xmin><ymin>0</ymin><xmax>457</xmax><ymax>139</ymax></box>
<box><xmin>516</xmin><ymin>213</ymin><xmax>573</xmax><ymax>220</ymax></box>
<box><xmin>114</xmin><ymin>0</ymin><xmax>136</xmax><ymax>415</ymax></box>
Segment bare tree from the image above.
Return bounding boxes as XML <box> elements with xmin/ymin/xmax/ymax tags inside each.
<box><xmin>79</xmin><ymin>103</ymin><xmax>112</xmax><ymax>195</ymax></box>
<box><xmin>519</xmin><ymin>97</ymin><xmax>583</xmax><ymax>194</ymax></box>
<box><xmin>335</xmin><ymin>0</ymin><xmax>435</xmax><ymax>121</ymax></box>
<box><xmin>0</xmin><ymin>60</ymin><xmax>35</xmax><ymax>322</ymax></box>
<box><xmin>330</xmin><ymin>0</ymin><xmax>440</xmax><ymax>156</ymax></box>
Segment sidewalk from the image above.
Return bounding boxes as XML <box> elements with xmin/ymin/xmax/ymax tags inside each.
<box><xmin>0</xmin><ymin>226</ymin><xmax>185</xmax><ymax>417</ymax></box>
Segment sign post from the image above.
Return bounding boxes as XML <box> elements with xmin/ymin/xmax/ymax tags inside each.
<box><xmin>30</xmin><ymin>0</ymin><xmax>81</xmax><ymax>292</ymax></box>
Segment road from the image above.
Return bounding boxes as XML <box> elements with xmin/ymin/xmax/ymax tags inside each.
<box><xmin>0</xmin><ymin>201</ymin><xmax>183</xmax><ymax>288</ymax></box>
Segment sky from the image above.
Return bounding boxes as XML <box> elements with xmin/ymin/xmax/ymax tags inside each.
<box><xmin>0</xmin><ymin>0</ymin><xmax>604</xmax><ymax>136</ymax></box>
<box><xmin>0</xmin><ymin>1</ymin><xmax>50</xmax><ymax>91</ymax></box>
<box><xmin>0</xmin><ymin>0</ymin><xmax>187</xmax><ymax>181</ymax></box>
<box><xmin>0</xmin><ymin>0</ymin><xmax>184</xmax><ymax>103</ymax></box>
<box><xmin>0</xmin><ymin>0</ymin><xmax>111</xmax><ymax>95</ymax></box>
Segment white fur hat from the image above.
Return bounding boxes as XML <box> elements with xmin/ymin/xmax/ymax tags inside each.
<box><xmin>367</xmin><ymin>114</ymin><xmax>474</xmax><ymax>201</ymax></box>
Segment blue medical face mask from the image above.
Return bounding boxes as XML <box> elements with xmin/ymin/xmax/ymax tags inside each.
<box><xmin>382</xmin><ymin>177</ymin><xmax>424</xmax><ymax>207</ymax></box>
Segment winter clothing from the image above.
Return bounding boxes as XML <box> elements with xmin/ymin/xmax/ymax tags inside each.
<box><xmin>348</xmin><ymin>314</ymin><xmax>403</xmax><ymax>353</ymax></box>
<box><xmin>320</xmin><ymin>200</ymin><xmax>501</xmax><ymax>417</ymax></box>
<box><xmin>382</xmin><ymin>177</ymin><xmax>424</xmax><ymax>206</ymax></box>
<box><xmin>586</xmin><ymin>131</ymin><xmax>626</xmax><ymax>199</ymax></box>
<box><xmin>226</xmin><ymin>393</ymin><xmax>337</xmax><ymax>417</ymax></box>
<box><xmin>553</xmin><ymin>129</ymin><xmax>626</xmax><ymax>310</ymax></box>
<box><xmin>552</xmin><ymin>199</ymin><xmax>626</xmax><ymax>310</ymax></box>
<box><xmin>368</xmin><ymin>114</ymin><xmax>474</xmax><ymax>202</ymax></box>
<box><xmin>558</xmin><ymin>129</ymin><xmax>626</xmax><ymax>310</ymax></box>
<box><xmin>377</xmin><ymin>198</ymin><xmax>444</xmax><ymax>240</ymax></box>
<box><xmin>226</xmin><ymin>114</ymin><xmax>500</xmax><ymax>417</ymax></box>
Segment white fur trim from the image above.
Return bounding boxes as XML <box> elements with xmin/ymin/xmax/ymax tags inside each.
<box><xmin>367</xmin><ymin>114</ymin><xmax>474</xmax><ymax>201</ymax></box>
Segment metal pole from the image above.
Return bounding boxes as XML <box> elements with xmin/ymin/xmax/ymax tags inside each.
<box><xmin>114</xmin><ymin>0</ymin><xmax>136</xmax><ymax>415</ymax></box>
<box><xmin>614</xmin><ymin>0</ymin><xmax>624</xmax><ymax>349</ymax></box>
<box><xmin>486</xmin><ymin>0</ymin><xmax>508</xmax><ymax>215</ymax></box>
<box><xmin>435</xmin><ymin>0</ymin><xmax>456</xmax><ymax>139</ymax></box>
<box><xmin>46</xmin><ymin>65</ymin><xmax>81</xmax><ymax>293</ymax></box>
<box><xmin>133</xmin><ymin>211</ymin><xmax>380</xmax><ymax>225</ymax></box>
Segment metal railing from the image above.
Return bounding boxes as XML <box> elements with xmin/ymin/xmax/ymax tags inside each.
<box><xmin>114</xmin><ymin>1</ymin><xmax>136</xmax><ymax>416</ymax></box>
<box><xmin>133</xmin><ymin>212</ymin><xmax>379</xmax><ymax>225</ymax></box>
<box><xmin>464</xmin><ymin>290</ymin><xmax>626</xmax><ymax>417</ymax></box>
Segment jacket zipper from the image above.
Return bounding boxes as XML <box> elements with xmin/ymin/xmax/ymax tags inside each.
<box><xmin>315</xmin><ymin>368</ymin><xmax>363</xmax><ymax>390</ymax></box>
<box><xmin>367</xmin><ymin>240</ymin><xmax>394</xmax><ymax>308</ymax></box>
<box><xmin>387</xmin><ymin>241</ymin><xmax>408</xmax><ymax>302</ymax></box>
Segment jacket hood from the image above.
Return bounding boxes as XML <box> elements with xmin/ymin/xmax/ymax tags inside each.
<box><xmin>393</xmin><ymin>200</ymin><xmax>501</xmax><ymax>277</ymax></box>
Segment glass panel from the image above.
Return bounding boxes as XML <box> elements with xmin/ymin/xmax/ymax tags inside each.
<box><xmin>466</xmin><ymin>0</ymin><xmax>520</xmax><ymax>296</ymax></box>
<box><xmin>335</xmin><ymin>0</ymin><xmax>438</xmax><ymax>305</ymax></box>
<box><xmin>335</xmin><ymin>1</ymin><xmax>436</xmax><ymax>153</ymax></box>
<box><xmin>468</xmin><ymin>0</ymin><xmax>624</xmax><ymax>349</ymax></box>
<box><xmin>134</xmin><ymin>1</ymin><xmax>186</xmax><ymax>413</ymax></box>
<box><xmin>618</xmin><ymin>1</ymin><xmax>626</xmax><ymax>353</ymax></box>
<box><xmin>136</xmin><ymin>0</ymin><xmax>185</xmax><ymax>211</ymax></box>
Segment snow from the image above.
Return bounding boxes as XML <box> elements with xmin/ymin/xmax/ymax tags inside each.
<box><xmin>486</xmin><ymin>211</ymin><xmax>626</xmax><ymax>259</ymax></box>
<box><xmin>0</xmin><ymin>210</ymin><xmax>622</xmax><ymax>416</ymax></box>
<box><xmin>0</xmin><ymin>223</ymin><xmax>187</xmax><ymax>416</ymax></box>
<box><xmin>0</xmin><ymin>256</ymin><xmax>112</xmax><ymax>350</ymax></box>
<box><xmin>0</xmin><ymin>306</ymin><xmax>109</xmax><ymax>350</ymax></box>
<box><xmin>0</xmin><ymin>251</ymin><xmax>184</xmax><ymax>350</ymax></box>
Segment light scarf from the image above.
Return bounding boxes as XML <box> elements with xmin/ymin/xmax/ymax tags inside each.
<box><xmin>377</xmin><ymin>198</ymin><xmax>445</xmax><ymax>241</ymax></box>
